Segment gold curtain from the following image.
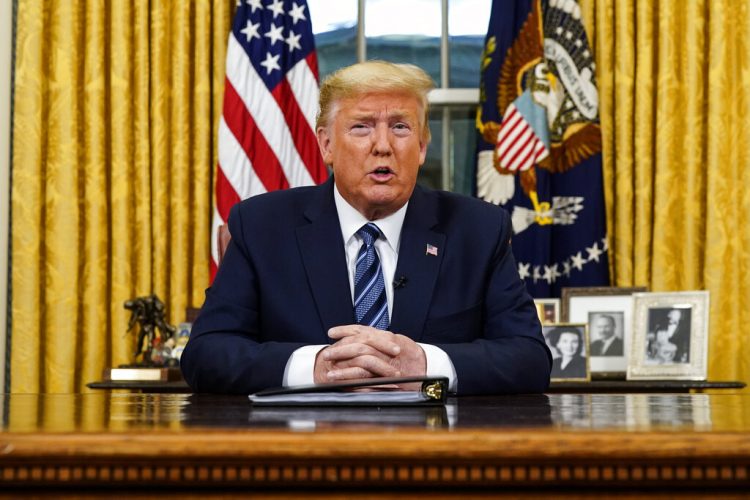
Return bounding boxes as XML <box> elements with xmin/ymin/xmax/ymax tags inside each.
<box><xmin>579</xmin><ymin>0</ymin><xmax>750</xmax><ymax>387</ymax></box>
<box><xmin>11</xmin><ymin>1</ymin><xmax>234</xmax><ymax>392</ymax></box>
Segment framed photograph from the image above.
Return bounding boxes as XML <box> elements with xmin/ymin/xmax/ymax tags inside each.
<box><xmin>542</xmin><ymin>323</ymin><xmax>590</xmax><ymax>382</ymax></box>
<box><xmin>561</xmin><ymin>287</ymin><xmax>646</xmax><ymax>379</ymax></box>
<box><xmin>534</xmin><ymin>298</ymin><xmax>560</xmax><ymax>324</ymax></box>
<box><xmin>627</xmin><ymin>291</ymin><xmax>710</xmax><ymax>381</ymax></box>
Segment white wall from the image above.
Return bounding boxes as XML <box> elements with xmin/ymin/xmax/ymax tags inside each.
<box><xmin>0</xmin><ymin>0</ymin><xmax>13</xmax><ymax>392</ymax></box>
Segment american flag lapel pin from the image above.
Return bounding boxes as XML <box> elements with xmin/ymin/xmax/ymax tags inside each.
<box><xmin>426</xmin><ymin>244</ymin><xmax>438</xmax><ymax>256</ymax></box>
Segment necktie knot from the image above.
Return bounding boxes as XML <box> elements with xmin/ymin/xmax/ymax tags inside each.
<box><xmin>357</xmin><ymin>223</ymin><xmax>382</xmax><ymax>247</ymax></box>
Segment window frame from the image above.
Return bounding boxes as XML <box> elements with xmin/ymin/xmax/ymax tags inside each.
<box><xmin>352</xmin><ymin>0</ymin><xmax>481</xmax><ymax>191</ymax></box>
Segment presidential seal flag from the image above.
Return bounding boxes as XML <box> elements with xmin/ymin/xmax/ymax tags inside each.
<box><xmin>476</xmin><ymin>0</ymin><xmax>609</xmax><ymax>297</ymax></box>
<box><xmin>212</xmin><ymin>0</ymin><xmax>328</xmax><ymax>279</ymax></box>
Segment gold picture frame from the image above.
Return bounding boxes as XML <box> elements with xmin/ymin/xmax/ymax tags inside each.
<box><xmin>542</xmin><ymin>323</ymin><xmax>591</xmax><ymax>382</ymax></box>
<box><xmin>534</xmin><ymin>298</ymin><xmax>561</xmax><ymax>325</ymax></box>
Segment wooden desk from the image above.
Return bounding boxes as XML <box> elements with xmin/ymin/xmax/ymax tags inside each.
<box><xmin>2</xmin><ymin>392</ymin><xmax>750</xmax><ymax>495</ymax></box>
<box><xmin>86</xmin><ymin>378</ymin><xmax>746</xmax><ymax>393</ymax></box>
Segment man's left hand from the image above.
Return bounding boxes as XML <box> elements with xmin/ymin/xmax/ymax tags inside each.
<box><xmin>318</xmin><ymin>325</ymin><xmax>427</xmax><ymax>388</ymax></box>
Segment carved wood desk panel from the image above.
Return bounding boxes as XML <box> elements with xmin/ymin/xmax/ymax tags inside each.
<box><xmin>2</xmin><ymin>393</ymin><xmax>750</xmax><ymax>494</ymax></box>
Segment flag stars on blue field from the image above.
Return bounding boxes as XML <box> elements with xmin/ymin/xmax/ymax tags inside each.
<box><xmin>289</xmin><ymin>2</ymin><xmax>308</xmax><ymax>23</ymax></box>
<box><xmin>265</xmin><ymin>23</ymin><xmax>284</xmax><ymax>45</ymax></box>
<box><xmin>267</xmin><ymin>0</ymin><xmax>286</xmax><ymax>18</ymax></box>
<box><xmin>533</xmin><ymin>266</ymin><xmax>543</xmax><ymax>283</ymax></box>
<box><xmin>570</xmin><ymin>252</ymin><xmax>586</xmax><ymax>271</ymax></box>
<box><xmin>260</xmin><ymin>52</ymin><xmax>281</xmax><ymax>74</ymax></box>
<box><xmin>246</xmin><ymin>0</ymin><xmax>263</xmax><ymax>12</ymax></box>
<box><xmin>237</xmin><ymin>1</ymin><xmax>311</xmax><ymax>76</ymax></box>
<box><xmin>542</xmin><ymin>264</ymin><xmax>561</xmax><ymax>284</ymax></box>
<box><xmin>562</xmin><ymin>260</ymin><xmax>572</xmax><ymax>278</ymax></box>
<box><xmin>285</xmin><ymin>31</ymin><xmax>302</xmax><ymax>52</ymax></box>
<box><xmin>518</xmin><ymin>262</ymin><xmax>531</xmax><ymax>280</ymax></box>
<box><xmin>241</xmin><ymin>21</ymin><xmax>260</xmax><ymax>42</ymax></box>
<box><xmin>517</xmin><ymin>237</ymin><xmax>610</xmax><ymax>285</ymax></box>
<box><xmin>586</xmin><ymin>242</ymin><xmax>603</xmax><ymax>263</ymax></box>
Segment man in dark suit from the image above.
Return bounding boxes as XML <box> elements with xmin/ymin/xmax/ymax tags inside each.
<box><xmin>589</xmin><ymin>314</ymin><xmax>623</xmax><ymax>356</ymax></box>
<box><xmin>180</xmin><ymin>61</ymin><xmax>551</xmax><ymax>395</ymax></box>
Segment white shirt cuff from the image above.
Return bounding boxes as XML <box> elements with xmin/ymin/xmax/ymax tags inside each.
<box><xmin>418</xmin><ymin>343</ymin><xmax>458</xmax><ymax>393</ymax></box>
<box><xmin>283</xmin><ymin>345</ymin><xmax>328</xmax><ymax>387</ymax></box>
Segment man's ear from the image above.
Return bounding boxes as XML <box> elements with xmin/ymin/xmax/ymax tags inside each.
<box><xmin>317</xmin><ymin>127</ymin><xmax>333</xmax><ymax>165</ymax></box>
<box><xmin>418</xmin><ymin>140</ymin><xmax>427</xmax><ymax>166</ymax></box>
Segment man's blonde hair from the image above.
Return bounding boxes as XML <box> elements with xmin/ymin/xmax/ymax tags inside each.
<box><xmin>316</xmin><ymin>60</ymin><xmax>434</xmax><ymax>143</ymax></box>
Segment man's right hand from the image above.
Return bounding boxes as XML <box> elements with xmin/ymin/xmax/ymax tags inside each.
<box><xmin>313</xmin><ymin>324</ymin><xmax>427</xmax><ymax>387</ymax></box>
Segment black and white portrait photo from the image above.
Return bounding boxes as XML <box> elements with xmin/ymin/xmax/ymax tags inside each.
<box><xmin>588</xmin><ymin>312</ymin><xmax>624</xmax><ymax>357</ymax></box>
<box><xmin>628</xmin><ymin>291</ymin><xmax>709</xmax><ymax>381</ymax></box>
<box><xmin>543</xmin><ymin>324</ymin><xmax>590</xmax><ymax>381</ymax></box>
<box><xmin>645</xmin><ymin>307</ymin><xmax>692</xmax><ymax>364</ymax></box>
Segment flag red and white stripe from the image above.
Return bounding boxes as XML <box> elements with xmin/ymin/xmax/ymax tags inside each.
<box><xmin>496</xmin><ymin>104</ymin><xmax>548</xmax><ymax>172</ymax></box>
<box><xmin>212</xmin><ymin>0</ymin><xmax>328</xmax><ymax>279</ymax></box>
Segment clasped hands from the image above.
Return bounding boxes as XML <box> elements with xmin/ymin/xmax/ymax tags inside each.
<box><xmin>313</xmin><ymin>324</ymin><xmax>427</xmax><ymax>390</ymax></box>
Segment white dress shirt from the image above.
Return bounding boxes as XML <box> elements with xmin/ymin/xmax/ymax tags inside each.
<box><xmin>283</xmin><ymin>184</ymin><xmax>457</xmax><ymax>391</ymax></box>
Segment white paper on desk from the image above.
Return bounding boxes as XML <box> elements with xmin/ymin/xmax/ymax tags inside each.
<box><xmin>248</xmin><ymin>390</ymin><xmax>434</xmax><ymax>406</ymax></box>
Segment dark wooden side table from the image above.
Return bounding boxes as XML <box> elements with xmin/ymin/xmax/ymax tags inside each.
<box><xmin>548</xmin><ymin>380</ymin><xmax>745</xmax><ymax>393</ymax></box>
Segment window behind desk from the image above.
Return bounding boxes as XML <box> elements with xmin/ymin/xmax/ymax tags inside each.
<box><xmin>309</xmin><ymin>0</ymin><xmax>491</xmax><ymax>196</ymax></box>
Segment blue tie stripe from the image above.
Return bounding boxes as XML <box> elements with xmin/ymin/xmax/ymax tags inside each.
<box><xmin>358</xmin><ymin>291</ymin><xmax>388</xmax><ymax>327</ymax></box>
<box><xmin>354</xmin><ymin>260</ymin><xmax>382</xmax><ymax>307</ymax></box>
<box><xmin>353</xmin><ymin>223</ymin><xmax>390</xmax><ymax>330</ymax></box>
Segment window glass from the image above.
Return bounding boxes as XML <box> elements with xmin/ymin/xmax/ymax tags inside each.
<box><xmin>417</xmin><ymin>110</ymin><xmax>444</xmax><ymax>190</ymax></box>
<box><xmin>365</xmin><ymin>0</ymin><xmax>441</xmax><ymax>84</ymax></box>
<box><xmin>308</xmin><ymin>0</ymin><xmax>483</xmax><ymax>195</ymax></box>
<box><xmin>420</xmin><ymin>106</ymin><xmax>478</xmax><ymax>194</ymax></box>
<box><xmin>449</xmin><ymin>106</ymin><xmax>478</xmax><ymax>196</ymax></box>
<box><xmin>308</xmin><ymin>0</ymin><xmax>358</xmax><ymax>80</ymax></box>
<box><xmin>449</xmin><ymin>0</ymin><xmax>491</xmax><ymax>87</ymax></box>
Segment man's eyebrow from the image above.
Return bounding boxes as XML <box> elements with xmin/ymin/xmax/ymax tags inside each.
<box><xmin>386</xmin><ymin>110</ymin><xmax>410</xmax><ymax>121</ymax></box>
<box><xmin>348</xmin><ymin>112</ymin><xmax>378</xmax><ymax>121</ymax></box>
<box><xmin>347</xmin><ymin>110</ymin><xmax>413</xmax><ymax>121</ymax></box>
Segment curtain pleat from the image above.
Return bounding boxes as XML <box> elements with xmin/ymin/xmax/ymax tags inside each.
<box><xmin>12</xmin><ymin>0</ymin><xmax>46</xmax><ymax>392</ymax></box>
<box><xmin>703</xmin><ymin>0</ymin><xmax>750</xmax><ymax>385</ymax></box>
<box><xmin>11</xmin><ymin>1</ymin><xmax>234</xmax><ymax>393</ymax></box>
<box><xmin>80</xmin><ymin>0</ymin><xmax>109</xmax><ymax>389</ymax></box>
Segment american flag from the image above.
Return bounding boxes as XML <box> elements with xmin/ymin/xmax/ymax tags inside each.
<box><xmin>212</xmin><ymin>0</ymin><xmax>328</xmax><ymax>278</ymax></box>
<box><xmin>496</xmin><ymin>104</ymin><xmax>549</xmax><ymax>173</ymax></box>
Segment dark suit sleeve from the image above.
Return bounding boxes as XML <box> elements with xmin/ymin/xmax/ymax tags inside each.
<box><xmin>180</xmin><ymin>204</ymin><xmax>306</xmax><ymax>394</ymax></box>
<box><xmin>433</xmin><ymin>209</ymin><xmax>552</xmax><ymax>395</ymax></box>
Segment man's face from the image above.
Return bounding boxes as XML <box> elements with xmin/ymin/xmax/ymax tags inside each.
<box><xmin>593</xmin><ymin>316</ymin><xmax>615</xmax><ymax>340</ymax></box>
<box><xmin>317</xmin><ymin>92</ymin><xmax>427</xmax><ymax>220</ymax></box>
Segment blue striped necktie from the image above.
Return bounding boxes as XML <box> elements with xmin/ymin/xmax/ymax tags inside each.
<box><xmin>353</xmin><ymin>223</ymin><xmax>389</xmax><ymax>330</ymax></box>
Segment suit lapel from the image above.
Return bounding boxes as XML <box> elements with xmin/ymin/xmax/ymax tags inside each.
<box><xmin>390</xmin><ymin>186</ymin><xmax>445</xmax><ymax>342</ymax></box>
<box><xmin>296</xmin><ymin>179</ymin><xmax>355</xmax><ymax>332</ymax></box>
